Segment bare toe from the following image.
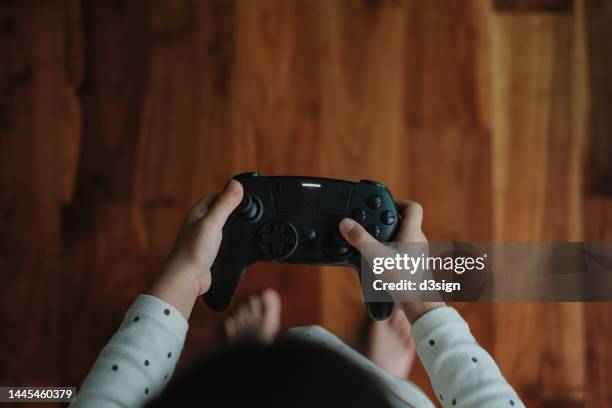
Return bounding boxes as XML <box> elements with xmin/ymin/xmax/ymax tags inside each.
<box><xmin>224</xmin><ymin>289</ymin><xmax>281</xmax><ymax>344</ymax></box>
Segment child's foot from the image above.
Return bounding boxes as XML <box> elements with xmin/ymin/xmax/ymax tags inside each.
<box><xmin>365</xmin><ymin>307</ymin><xmax>416</xmax><ymax>378</ymax></box>
<box><xmin>223</xmin><ymin>289</ymin><xmax>281</xmax><ymax>344</ymax></box>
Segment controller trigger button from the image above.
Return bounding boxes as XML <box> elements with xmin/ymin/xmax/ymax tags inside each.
<box><xmin>360</xmin><ymin>179</ymin><xmax>386</xmax><ymax>188</ymax></box>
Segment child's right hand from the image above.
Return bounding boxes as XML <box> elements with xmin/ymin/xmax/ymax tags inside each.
<box><xmin>149</xmin><ymin>179</ymin><xmax>244</xmax><ymax>319</ymax></box>
<box><xmin>338</xmin><ymin>200</ymin><xmax>446</xmax><ymax>323</ymax></box>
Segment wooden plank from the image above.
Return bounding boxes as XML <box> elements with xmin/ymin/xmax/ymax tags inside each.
<box><xmin>73</xmin><ymin>0</ymin><xmax>151</xmax><ymax>203</ymax></box>
<box><xmin>402</xmin><ymin>0</ymin><xmax>495</xmax><ymax>401</ymax></box>
<box><xmin>226</xmin><ymin>0</ymin><xmax>323</xmax><ymax>332</ymax></box>
<box><xmin>135</xmin><ymin>0</ymin><xmax>235</xmax><ymax>208</ymax></box>
<box><xmin>318</xmin><ymin>0</ymin><xmax>407</xmax><ymax>344</ymax></box>
<box><xmin>63</xmin><ymin>0</ymin><xmax>84</xmax><ymax>203</ymax></box>
<box><xmin>493</xmin><ymin>0</ymin><xmax>574</xmax><ymax>13</ymax></box>
<box><xmin>491</xmin><ymin>10</ymin><xmax>586</xmax><ymax>405</ymax></box>
<box><xmin>0</xmin><ymin>0</ymin><xmax>67</xmax><ymax>387</ymax></box>
<box><xmin>583</xmin><ymin>0</ymin><xmax>612</xmax><ymax>194</ymax></box>
<box><xmin>404</xmin><ymin>0</ymin><xmax>491</xmax><ymax>131</ymax></box>
<box><xmin>60</xmin><ymin>204</ymin><xmax>163</xmax><ymax>385</ymax></box>
<box><xmin>584</xmin><ymin>198</ymin><xmax>612</xmax><ymax>407</ymax></box>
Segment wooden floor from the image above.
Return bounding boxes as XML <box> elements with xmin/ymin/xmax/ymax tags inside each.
<box><xmin>0</xmin><ymin>0</ymin><xmax>611</xmax><ymax>406</ymax></box>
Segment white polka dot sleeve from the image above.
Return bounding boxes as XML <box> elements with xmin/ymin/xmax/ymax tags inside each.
<box><xmin>71</xmin><ymin>295</ymin><xmax>188</xmax><ymax>408</ymax></box>
<box><xmin>411</xmin><ymin>306</ymin><xmax>524</xmax><ymax>408</ymax></box>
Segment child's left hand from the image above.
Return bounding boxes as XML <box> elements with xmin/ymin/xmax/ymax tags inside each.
<box><xmin>149</xmin><ymin>179</ymin><xmax>244</xmax><ymax>319</ymax></box>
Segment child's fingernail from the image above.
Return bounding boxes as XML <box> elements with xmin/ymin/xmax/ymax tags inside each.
<box><xmin>339</xmin><ymin>218</ymin><xmax>356</xmax><ymax>234</ymax></box>
<box><xmin>224</xmin><ymin>179</ymin><xmax>241</xmax><ymax>195</ymax></box>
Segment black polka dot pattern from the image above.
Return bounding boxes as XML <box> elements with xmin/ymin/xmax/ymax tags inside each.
<box><xmin>144</xmin><ymin>388</ymin><xmax>149</xmax><ymax>395</ymax></box>
<box><xmin>167</xmin><ymin>352</ymin><xmax>172</xmax><ymax>358</ymax></box>
<box><xmin>133</xmin><ymin>316</ymin><xmax>140</xmax><ymax>322</ymax></box>
<box><xmin>164</xmin><ymin>374</ymin><xmax>168</xmax><ymax>381</ymax></box>
<box><xmin>472</xmin><ymin>357</ymin><xmax>478</xmax><ymax>363</ymax></box>
<box><xmin>112</xmin><ymin>364</ymin><xmax>118</xmax><ymax>371</ymax></box>
<box><xmin>452</xmin><ymin>398</ymin><xmax>457</xmax><ymax>405</ymax></box>
<box><xmin>144</xmin><ymin>360</ymin><xmax>150</xmax><ymax>366</ymax></box>
<box><xmin>439</xmin><ymin>394</ymin><xmax>443</xmax><ymax>401</ymax></box>
<box><xmin>429</xmin><ymin>339</ymin><xmax>436</xmax><ymax>346</ymax></box>
<box><xmin>164</xmin><ymin>309</ymin><xmax>170</xmax><ymax>316</ymax></box>
<box><xmin>509</xmin><ymin>400</ymin><xmax>515</xmax><ymax>406</ymax></box>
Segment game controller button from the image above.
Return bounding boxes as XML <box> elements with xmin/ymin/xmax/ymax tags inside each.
<box><xmin>330</xmin><ymin>230</ymin><xmax>351</xmax><ymax>255</ymax></box>
<box><xmin>305</xmin><ymin>228</ymin><xmax>317</xmax><ymax>241</ymax></box>
<box><xmin>257</xmin><ymin>221</ymin><xmax>298</xmax><ymax>258</ymax></box>
<box><xmin>360</xmin><ymin>179</ymin><xmax>386</xmax><ymax>188</ymax></box>
<box><xmin>260</xmin><ymin>232</ymin><xmax>275</xmax><ymax>244</ymax></box>
<box><xmin>236</xmin><ymin>193</ymin><xmax>261</xmax><ymax>221</ymax></box>
<box><xmin>381</xmin><ymin>210</ymin><xmax>396</xmax><ymax>225</ymax></box>
<box><xmin>351</xmin><ymin>208</ymin><xmax>367</xmax><ymax>223</ymax></box>
<box><xmin>367</xmin><ymin>194</ymin><xmax>382</xmax><ymax>209</ymax></box>
<box><xmin>334</xmin><ymin>244</ymin><xmax>351</xmax><ymax>255</ymax></box>
<box><xmin>366</xmin><ymin>224</ymin><xmax>381</xmax><ymax>238</ymax></box>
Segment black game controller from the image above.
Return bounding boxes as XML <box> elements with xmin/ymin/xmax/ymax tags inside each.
<box><xmin>203</xmin><ymin>172</ymin><xmax>400</xmax><ymax>320</ymax></box>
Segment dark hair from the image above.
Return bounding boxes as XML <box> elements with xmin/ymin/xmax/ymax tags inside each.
<box><xmin>148</xmin><ymin>337</ymin><xmax>393</xmax><ymax>407</ymax></box>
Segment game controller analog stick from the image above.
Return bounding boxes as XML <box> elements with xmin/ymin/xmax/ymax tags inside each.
<box><xmin>236</xmin><ymin>192</ymin><xmax>261</xmax><ymax>221</ymax></box>
<box><xmin>329</xmin><ymin>230</ymin><xmax>352</xmax><ymax>256</ymax></box>
<box><xmin>203</xmin><ymin>173</ymin><xmax>400</xmax><ymax>320</ymax></box>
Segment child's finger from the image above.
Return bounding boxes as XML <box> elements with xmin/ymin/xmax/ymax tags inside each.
<box><xmin>187</xmin><ymin>194</ymin><xmax>217</xmax><ymax>224</ymax></box>
<box><xmin>202</xmin><ymin>179</ymin><xmax>244</xmax><ymax>231</ymax></box>
<box><xmin>395</xmin><ymin>200</ymin><xmax>425</xmax><ymax>242</ymax></box>
<box><xmin>338</xmin><ymin>218</ymin><xmax>396</xmax><ymax>262</ymax></box>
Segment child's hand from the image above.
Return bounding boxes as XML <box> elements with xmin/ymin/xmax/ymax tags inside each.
<box><xmin>149</xmin><ymin>179</ymin><xmax>244</xmax><ymax>319</ymax></box>
<box><xmin>338</xmin><ymin>200</ymin><xmax>445</xmax><ymax>323</ymax></box>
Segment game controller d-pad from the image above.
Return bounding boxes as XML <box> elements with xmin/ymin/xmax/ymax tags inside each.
<box><xmin>203</xmin><ymin>173</ymin><xmax>400</xmax><ymax>320</ymax></box>
<box><xmin>257</xmin><ymin>221</ymin><xmax>298</xmax><ymax>258</ymax></box>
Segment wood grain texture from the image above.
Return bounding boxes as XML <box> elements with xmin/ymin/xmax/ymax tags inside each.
<box><xmin>73</xmin><ymin>0</ymin><xmax>151</xmax><ymax>203</ymax></box>
<box><xmin>493</xmin><ymin>0</ymin><xmax>574</xmax><ymax>12</ymax></box>
<box><xmin>402</xmin><ymin>1</ymin><xmax>495</xmax><ymax>401</ymax></box>
<box><xmin>584</xmin><ymin>198</ymin><xmax>612</xmax><ymax>407</ymax></box>
<box><xmin>137</xmin><ymin>0</ymin><xmax>235</xmax><ymax>207</ymax></box>
<box><xmin>0</xmin><ymin>1</ymin><xmax>610</xmax><ymax>407</ymax></box>
<box><xmin>0</xmin><ymin>0</ymin><xmax>67</xmax><ymax>386</ymax></box>
<box><xmin>227</xmin><ymin>0</ymin><xmax>322</xmax><ymax>332</ymax></box>
<box><xmin>583</xmin><ymin>0</ymin><xmax>612</xmax><ymax>194</ymax></box>
<box><xmin>405</xmin><ymin>0</ymin><xmax>491</xmax><ymax>130</ymax></box>
<box><xmin>491</xmin><ymin>10</ymin><xmax>587</xmax><ymax>405</ymax></box>
<box><xmin>60</xmin><ymin>204</ymin><xmax>157</xmax><ymax>385</ymax></box>
<box><xmin>318</xmin><ymin>0</ymin><xmax>407</xmax><ymax>345</ymax></box>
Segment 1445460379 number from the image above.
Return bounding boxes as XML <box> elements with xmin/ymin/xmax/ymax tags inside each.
<box><xmin>1</xmin><ymin>387</ymin><xmax>76</xmax><ymax>402</ymax></box>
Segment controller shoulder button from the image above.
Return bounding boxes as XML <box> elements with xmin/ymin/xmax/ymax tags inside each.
<box><xmin>360</xmin><ymin>179</ymin><xmax>386</xmax><ymax>189</ymax></box>
<box><xmin>236</xmin><ymin>171</ymin><xmax>259</xmax><ymax>177</ymax></box>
